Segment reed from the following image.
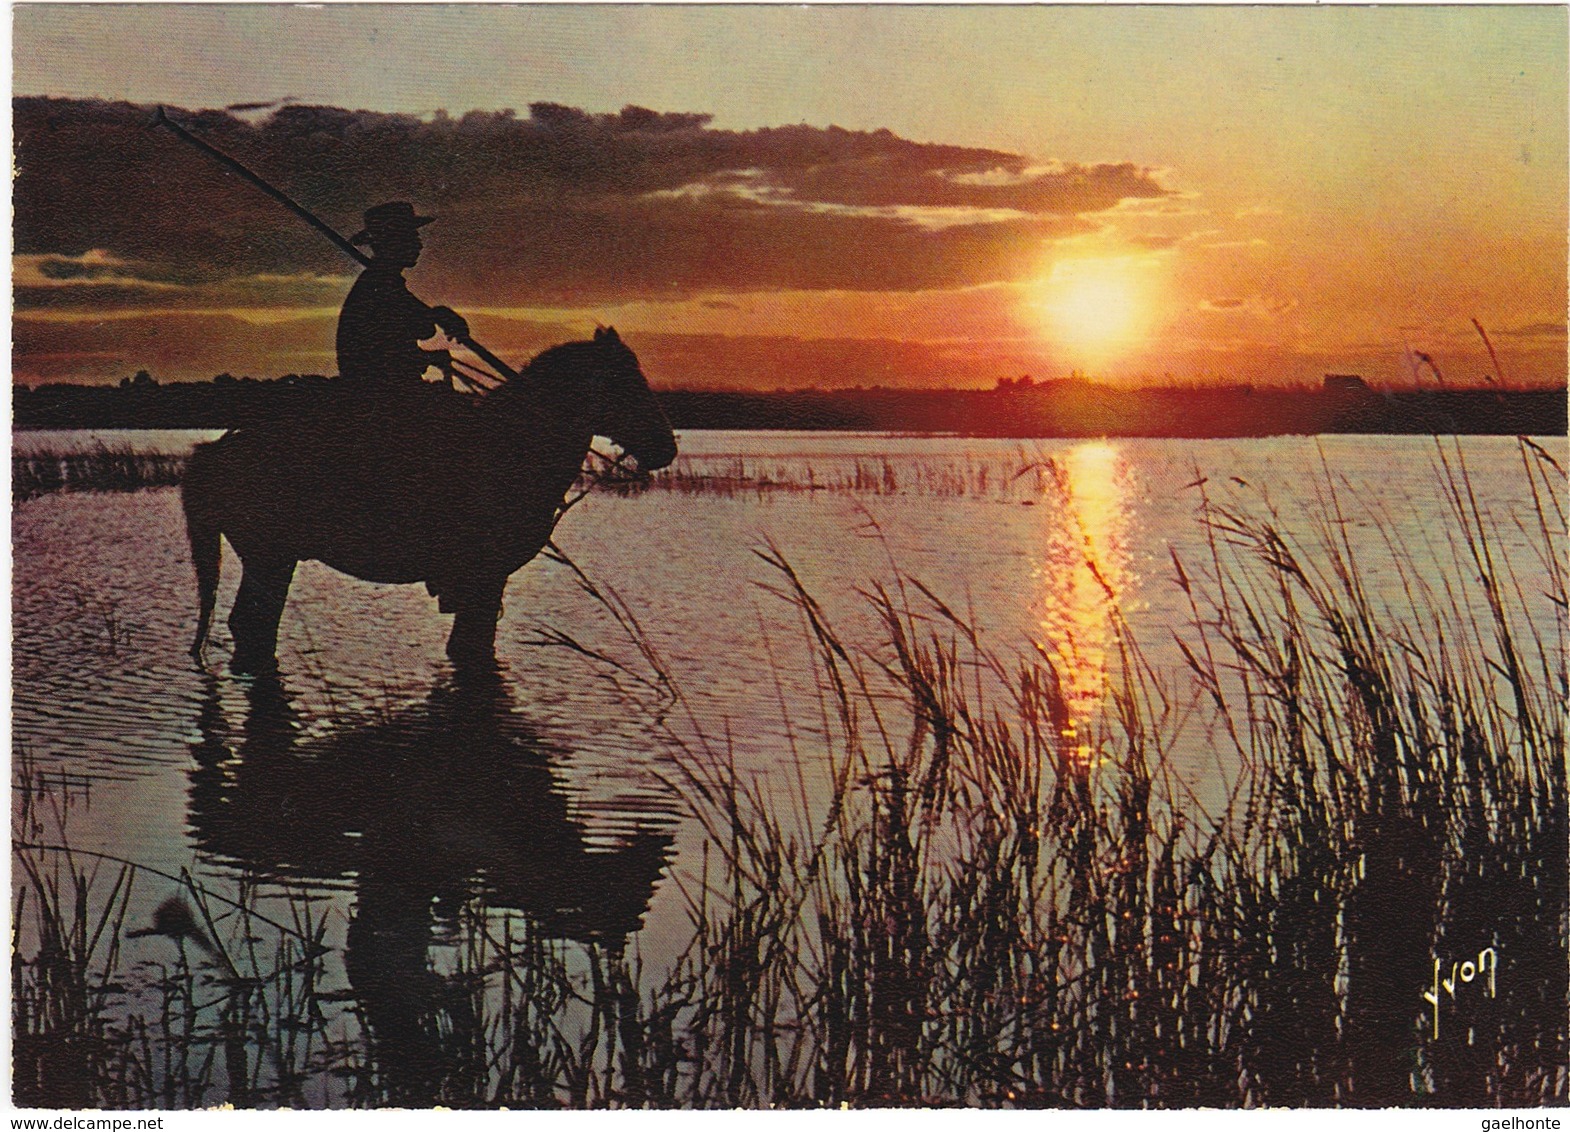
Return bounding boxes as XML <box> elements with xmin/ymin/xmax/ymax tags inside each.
<box><xmin>584</xmin><ymin>435</ymin><xmax>1566</xmax><ymax>1107</ymax></box>
<box><xmin>598</xmin><ymin>452</ymin><xmax>1049</xmax><ymax>501</ymax></box>
<box><xmin>12</xmin><ymin>753</ymin><xmax>352</xmax><ymax>1107</ymax></box>
<box><xmin>13</xmin><ymin>445</ymin><xmax>1045</xmax><ymax>504</ymax></box>
<box><xmin>1170</xmin><ymin>438</ymin><xmax>1566</xmax><ymax>1104</ymax></box>
<box><xmin>13</xmin><ymin>447</ymin><xmax>186</xmax><ymax>500</ymax></box>
<box><xmin>11</xmin><ymin>438</ymin><xmax>1565</xmax><ymax>1108</ymax></box>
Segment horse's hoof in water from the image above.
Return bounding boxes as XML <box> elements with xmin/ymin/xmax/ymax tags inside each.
<box><xmin>447</xmin><ymin>652</ymin><xmax>498</xmax><ymax>676</ymax></box>
<box><xmin>446</xmin><ymin>640</ymin><xmax>499</xmax><ymax>675</ymax></box>
<box><xmin>230</xmin><ymin>651</ymin><xmax>279</xmax><ymax>678</ymax></box>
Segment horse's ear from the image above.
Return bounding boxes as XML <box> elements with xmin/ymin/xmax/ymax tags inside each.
<box><xmin>593</xmin><ymin>327</ymin><xmax>605</xmax><ymax>341</ymax></box>
<box><xmin>603</xmin><ymin>326</ymin><xmax>620</xmax><ymax>342</ymax></box>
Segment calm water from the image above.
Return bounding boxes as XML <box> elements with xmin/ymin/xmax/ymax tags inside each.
<box><xmin>12</xmin><ymin>429</ymin><xmax>1562</xmax><ymax>1104</ymax></box>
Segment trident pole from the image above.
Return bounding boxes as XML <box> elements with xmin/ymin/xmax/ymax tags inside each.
<box><xmin>152</xmin><ymin>107</ymin><xmax>522</xmax><ymax>383</ymax></box>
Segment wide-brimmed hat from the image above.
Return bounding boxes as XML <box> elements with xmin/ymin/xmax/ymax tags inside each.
<box><xmin>350</xmin><ymin>201</ymin><xmax>436</xmax><ymax>246</ymax></box>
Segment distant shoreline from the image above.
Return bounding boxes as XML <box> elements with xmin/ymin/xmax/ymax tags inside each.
<box><xmin>13</xmin><ymin>377</ymin><xmax>1567</xmax><ymax>438</ymax></box>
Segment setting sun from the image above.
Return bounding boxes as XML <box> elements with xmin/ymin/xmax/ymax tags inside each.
<box><xmin>9</xmin><ymin>5</ymin><xmax>1568</xmax><ymax>1113</ymax></box>
<box><xmin>1036</xmin><ymin>257</ymin><xmax>1153</xmax><ymax>364</ymax></box>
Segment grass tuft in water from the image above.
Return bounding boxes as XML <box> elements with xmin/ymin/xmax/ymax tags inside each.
<box><xmin>13</xmin><ymin>446</ymin><xmax>186</xmax><ymax>501</ymax></box>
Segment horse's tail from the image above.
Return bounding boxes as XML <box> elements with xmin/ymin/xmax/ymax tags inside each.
<box><xmin>182</xmin><ymin>440</ymin><xmax>224</xmax><ymax>661</ymax></box>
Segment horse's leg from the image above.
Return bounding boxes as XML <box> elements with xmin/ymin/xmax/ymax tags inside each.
<box><xmin>445</xmin><ymin>575</ymin><xmax>506</xmax><ymax>670</ymax></box>
<box><xmin>181</xmin><ymin>450</ymin><xmax>223</xmax><ymax>662</ymax></box>
<box><xmin>229</xmin><ymin>557</ymin><xmax>297</xmax><ymax>675</ymax></box>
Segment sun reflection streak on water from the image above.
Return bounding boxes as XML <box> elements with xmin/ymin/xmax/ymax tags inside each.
<box><xmin>1035</xmin><ymin>441</ymin><xmax>1132</xmax><ymax>766</ymax></box>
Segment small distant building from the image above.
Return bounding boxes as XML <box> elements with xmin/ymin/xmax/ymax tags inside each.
<box><xmin>1324</xmin><ymin>374</ymin><xmax>1370</xmax><ymax>395</ymax></box>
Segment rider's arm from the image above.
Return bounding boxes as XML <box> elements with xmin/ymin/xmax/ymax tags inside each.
<box><xmin>390</xmin><ymin>277</ymin><xmax>466</xmax><ymax>340</ymax></box>
<box><xmin>390</xmin><ymin>281</ymin><xmax>467</xmax><ymax>378</ymax></box>
<box><xmin>429</xmin><ymin>305</ymin><xmax>469</xmax><ymax>340</ymax></box>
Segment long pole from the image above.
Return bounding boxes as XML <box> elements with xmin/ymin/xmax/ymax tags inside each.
<box><xmin>152</xmin><ymin>107</ymin><xmax>522</xmax><ymax>383</ymax></box>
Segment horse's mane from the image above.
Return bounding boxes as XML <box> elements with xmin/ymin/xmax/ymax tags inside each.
<box><xmin>520</xmin><ymin>339</ymin><xmax>593</xmax><ymax>379</ymax></box>
<box><xmin>485</xmin><ymin>338</ymin><xmax>594</xmax><ymax>397</ymax></box>
<box><xmin>485</xmin><ymin>336</ymin><xmax>621</xmax><ymax>408</ymax></box>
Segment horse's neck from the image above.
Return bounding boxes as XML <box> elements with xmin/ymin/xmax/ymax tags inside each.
<box><xmin>510</xmin><ymin>381</ymin><xmax>599</xmax><ymax>495</ymax></box>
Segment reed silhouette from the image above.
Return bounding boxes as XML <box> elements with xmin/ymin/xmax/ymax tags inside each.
<box><xmin>186</xmin><ymin>672</ymin><xmax>675</xmax><ymax>1104</ymax></box>
<box><xmin>14</xmin><ymin>438</ymin><xmax>1563</xmax><ymax>1109</ymax></box>
<box><xmin>181</xmin><ymin>329</ymin><xmax>676</xmax><ymax>675</ymax></box>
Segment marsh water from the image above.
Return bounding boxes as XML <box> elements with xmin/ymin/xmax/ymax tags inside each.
<box><xmin>12</xmin><ymin>429</ymin><xmax>1563</xmax><ymax>1106</ymax></box>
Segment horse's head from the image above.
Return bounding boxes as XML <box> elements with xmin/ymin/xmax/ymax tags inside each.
<box><xmin>573</xmin><ymin>327</ymin><xmax>678</xmax><ymax>472</ymax></box>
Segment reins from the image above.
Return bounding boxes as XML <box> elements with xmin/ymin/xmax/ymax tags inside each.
<box><xmin>448</xmin><ymin>355</ymin><xmax>505</xmax><ymax>394</ymax></box>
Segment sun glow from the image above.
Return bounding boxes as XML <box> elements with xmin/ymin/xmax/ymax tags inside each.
<box><xmin>1036</xmin><ymin>441</ymin><xmax>1132</xmax><ymax>768</ymax></box>
<box><xmin>1036</xmin><ymin>257</ymin><xmax>1154</xmax><ymax>363</ymax></box>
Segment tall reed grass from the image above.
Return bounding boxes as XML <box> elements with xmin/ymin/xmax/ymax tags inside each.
<box><xmin>601</xmin><ymin>452</ymin><xmax>1047</xmax><ymax>500</ymax></box>
<box><xmin>13</xmin><ymin>445</ymin><xmax>1056</xmax><ymax>503</ymax></box>
<box><xmin>13</xmin><ymin>446</ymin><xmax>186</xmax><ymax>501</ymax></box>
<box><xmin>623</xmin><ymin>435</ymin><xmax>1564</xmax><ymax>1106</ymax></box>
<box><xmin>12</xmin><ymin>437</ymin><xmax>1565</xmax><ymax>1107</ymax></box>
<box><xmin>12</xmin><ymin>751</ymin><xmax>355</xmax><ymax>1107</ymax></box>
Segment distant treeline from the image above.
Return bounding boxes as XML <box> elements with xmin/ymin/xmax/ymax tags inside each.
<box><xmin>13</xmin><ymin>371</ymin><xmax>1567</xmax><ymax>437</ymax></box>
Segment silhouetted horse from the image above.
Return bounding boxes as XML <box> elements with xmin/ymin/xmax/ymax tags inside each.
<box><xmin>182</xmin><ymin>329</ymin><xmax>676</xmax><ymax>673</ymax></box>
<box><xmin>187</xmin><ymin>673</ymin><xmax>677</xmax><ymax>1104</ymax></box>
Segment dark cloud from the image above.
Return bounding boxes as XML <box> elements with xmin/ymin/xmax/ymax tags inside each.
<box><xmin>12</xmin><ymin>310</ymin><xmax>339</xmax><ymax>383</ymax></box>
<box><xmin>12</xmin><ymin>303</ymin><xmax>1045</xmax><ymax>389</ymax></box>
<box><xmin>11</xmin><ymin>306</ymin><xmax>597</xmax><ymax>385</ymax></box>
<box><xmin>1498</xmin><ymin>322</ymin><xmax>1568</xmax><ymax>339</ymax></box>
<box><xmin>225</xmin><ymin>98</ymin><xmax>298</xmax><ymax>113</ymax></box>
<box><xmin>631</xmin><ymin>331</ymin><xmax>1048</xmax><ymax>390</ymax></box>
<box><xmin>14</xmin><ymin>254</ymin><xmax>351</xmax><ymax>312</ymax></box>
<box><xmin>19</xmin><ymin>308</ymin><xmax>1566</xmax><ymax>391</ymax></box>
<box><xmin>14</xmin><ymin>96</ymin><xmax>1168</xmax><ymax>306</ymax></box>
<box><xmin>36</xmin><ymin>257</ymin><xmax>117</xmax><ymax>282</ymax></box>
<box><xmin>430</xmin><ymin>196</ymin><xmax>1088</xmax><ymax>306</ymax></box>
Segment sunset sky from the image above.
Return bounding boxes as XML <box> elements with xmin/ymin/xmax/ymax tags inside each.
<box><xmin>12</xmin><ymin>4</ymin><xmax>1567</xmax><ymax>390</ymax></box>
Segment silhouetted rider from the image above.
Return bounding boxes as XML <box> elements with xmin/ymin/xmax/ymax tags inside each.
<box><xmin>336</xmin><ymin>202</ymin><xmax>469</xmax><ymax>387</ymax></box>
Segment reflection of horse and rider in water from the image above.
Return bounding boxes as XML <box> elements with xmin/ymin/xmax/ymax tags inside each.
<box><xmin>181</xmin><ymin>194</ymin><xmax>677</xmax><ymax>676</ymax></box>
<box><xmin>188</xmin><ymin>673</ymin><xmax>676</xmax><ymax>1104</ymax></box>
<box><xmin>153</xmin><ymin>116</ymin><xmax>683</xmax><ymax>1102</ymax></box>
